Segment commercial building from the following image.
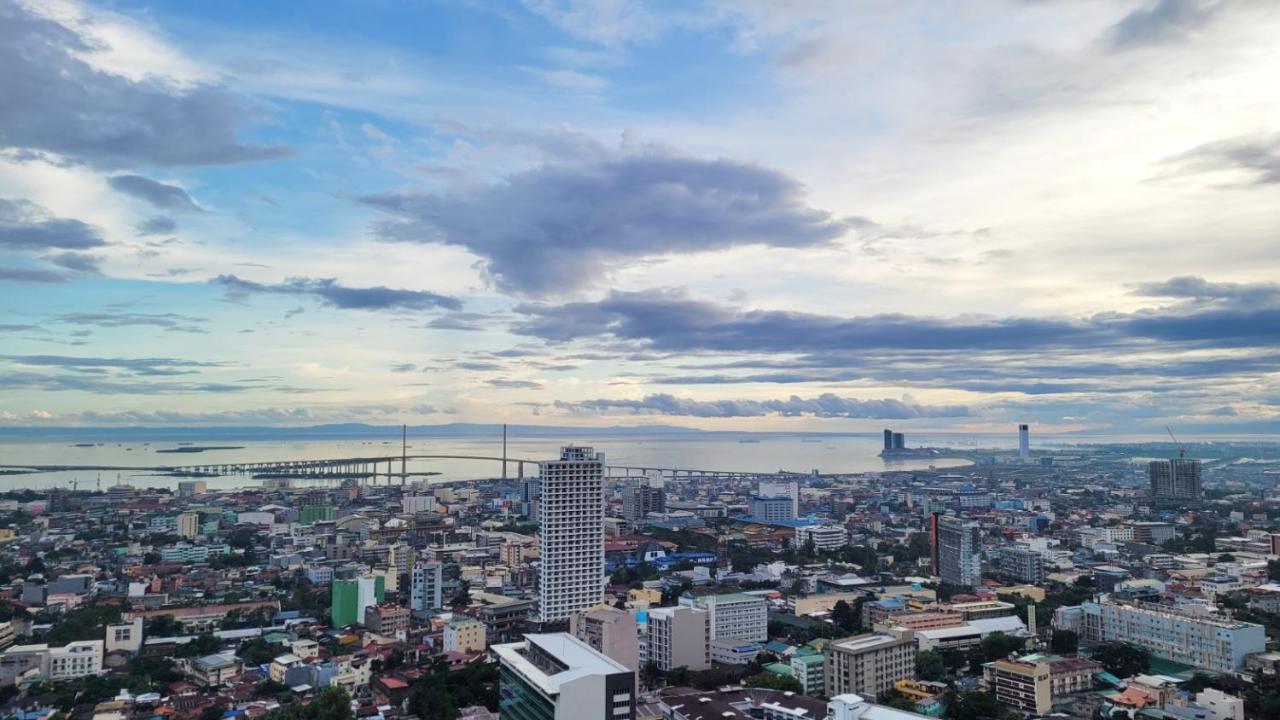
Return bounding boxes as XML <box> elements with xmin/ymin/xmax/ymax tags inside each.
<box><xmin>936</xmin><ymin>515</ymin><xmax>981</xmax><ymax>588</ymax></box>
<box><xmin>105</xmin><ymin>618</ymin><xmax>143</xmax><ymax>654</ymax></box>
<box><xmin>1149</xmin><ymin>458</ymin><xmax>1203</xmax><ymax>504</ymax></box>
<box><xmin>1</xmin><ymin>640</ymin><xmax>104</xmax><ymax>683</ymax></box>
<box><xmin>409</xmin><ymin>562</ymin><xmax>443</xmax><ymax>613</ymax></box>
<box><xmin>444</xmin><ymin>618</ymin><xmax>487</xmax><ymax>654</ymax></box>
<box><xmin>758</xmin><ymin>479</ymin><xmax>800</xmax><ymax>517</ymax></box>
<box><xmin>681</xmin><ymin>593</ymin><xmax>767</xmax><ymax>642</ymax></box>
<box><xmin>570</xmin><ymin>607</ymin><xmax>639</xmax><ymax>672</ymax></box>
<box><xmin>494</xmin><ymin>633</ymin><xmax>635</xmax><ymax>720</ymax></box>
<box><xmin>176</xmin><ymin>511</ymin><xmax>200</xmax><ymax>540</ymax></box>
<box><xmin>1018</xmin><ymin>424</ymin><xmax>1030</xmax><ymax>461</ymax></box>
<box><xmin>824</xmin><ymin>631</ymin><xmax>916</xmax><ymax>701</ymax></box>
<box><xmin>330</xmin><ymin>575</ymin><xmax>385</xmax><ymax>628</ymax></box>
<box><xmin>645</xmin><ymin>605</ymin><xmax>709</xmax><ymax>671</ymax></box>
<box><xmin>538</xmin><ymin>446</ymin><xmax>606</xmax><ymax>623</ymax></box>
<box><xmin>176</xmin><ymin>480</ymin><xmax>206</xmax><ymax>498</ymax></box>
<box><xmin>1063</xmin><ymin>597</ymin><xmax>1265</xmax><ymax>672</ymax></box>
<box><xmin>621</xmin><ymin>478</ymin><xmax>665</xmax><ymax>529</ymax></box>
<box><xmin>796</xmin><ymin>524</ymin><xmax>848</xmax><ymax>552</ymax></box>
<box><xmin>983</xmin><ymin>657</ymin><xmax>1051</xmax><ymax>716</ymax></box>
<box><xmin>363</xmin><ymin>603</ymin><xmax>409</xmax><ymax>636</ymax></box>
<box><xmin>748</xmin><ymin>496</ymin><xmax>794</xmax><ymax>522</ymax></box>
<box><xmin>999</xmin><ymin>545</ymin><xmax>1045</xmax><ymax>585</ymax></box>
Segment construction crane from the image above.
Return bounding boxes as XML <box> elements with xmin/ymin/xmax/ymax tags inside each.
<box><xmin>1165</xmin><ymin>425</ymin><xmax>1186</xmax><ymax>459</ymax></box>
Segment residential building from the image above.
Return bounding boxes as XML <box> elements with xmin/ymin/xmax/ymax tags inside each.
<box><xmin>682</xmin><ymin>593</ymin><xmax>767</xmax><ymax>642</ymax></box>
<box><xmin>105</xmin><ymin>618</ymin><xmax>143</xmax><ymax>654</ymax></box>
<box><xmin>621</xmin><ymin>478</ymin><xmax>665</xmax><ymax>529</ymax></box>
<box><xmin>1149</xmin><ymin>458</ymin><xmax>1203</xmax><ymax>504</ymax></box>
<box><xmin>363</xmin><ymin>603</ymin><xmax>409</xmax><ymax>636</ymax></box>
<box><xmin>494</xmin><ymin>633</ymin><xmax>635</xmax><ymax>720</ymax></box>
<box><xmin>936</xmin><ymin>515</ymin><xmax>981</xmax><ymax>588</ymax></box>
<box><xmin>824</xmin><ymin>631</ymin><xmax>916</xmax><ymax>701</ymax></box>
<box><xmin>538</xmin><ymin>446</ymin><xmax>606</xmax><ymax>623</ymax></box>
<box><xmin>795</xmin><ymin>524</ymin><xmax>848</xmax><ymax>552</ymax></box>
<box><xmin>410</xmin><ymin>562</ymin><xmax>443</xmax><ymax>613</ymax></box>
<box><xmin>306</xmin><ymin>565</ymin><xmax>334</xmax><ymax>586</ymax></box>
<box><xmin>330</xmin><ymin>575</ymin><xmax>385</xmax><ymax>628</ymax></box>
<box><xmin>758</xmin><ymin>479</ymin><xmax>800</xmax><ymax>516</ymax></box>
<box><xmin>1000</xmin><ymin>545</ymin><xmax>1045</xmax><ymax>585</ymax></box>
<box><xmin>646</xmin><ymin>605</ymin><xmax>709</xmax><ymax>671</ymax></box>
<box><xmin>749</xmin><ymin>496</ymin><xmax>794</xmax><ymax>522</ymax></box>
<box><xmin>176</xmin><ymin>480</ymin><xmax>206</xmax><ymax>498</ymax></box>
<box><xmin>185</xmin><ymin>653</ymin><xmax>242</xmax><ymax>687</ymax></box>
<box><xmin>570</xmin><ymin>607</ymin><xmax>639</xmax><ymax>671</ymax></box>
<box><xmin>1063</xmin><ymin>597</ymin><xmax>1265</xmax><ymax>672</ymax></box>
<box><xmin>444</xmin><ymin>618</ymin><xmax>487</xmax><ymax>654</ymax></box>
<box><xmin>176</xmin><ymin>511</ymin><xmax>200</xmax><ymax>540</ymax></box>
<box><xmin>791</xmin><ymin>653</ymin><xmax>825</xmax><ymax>697</ymax></box>
<box><xmin>983</xmin><ymin>657</ymin><xmax>1051</xmax><ymax>716</ymax></box>
<box><xmin>1196</xmin><ymin>688</ymin><xmax>1245</xmax><ymax>720</ymax></box>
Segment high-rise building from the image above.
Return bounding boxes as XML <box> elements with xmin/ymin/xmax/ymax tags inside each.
<box><xmin>936</xmin><ymin>515</ymin><xmax>981</xmax><ymax>588</ymax></box>
<box><xmin>331</xmin><ymin>575</ymin><xmax>385</xmax><ymax>628</ymax></box>
<box><xmin>538</xmin><ymin>446</ymin><xmax>606</xmax><ymax>623</ymax></box>
<box><xmin>570</xmin><ymin>607</ymin><xmax>640</xmax><ymax>671</ymax></box>
<box><xmin>758</xmin><ymin>478</ymin><xmax>799</xmax><ymax>516</ymax></box>
<box><xmin>681</xmin><ymin>593</ymin><xmax>767</xmax><ymax>642</ymax></box>
<box><xmin>824</xmin><ymin>631</ymin><xmax>916</xmax><ymax>701</ymax></box>
<box><xmin>621</xmin><ymin>478</ymin><xmax>665</xmax><ymax>529</ymax></box>
<box><xmin>999</xmin><ymin>544</ymin><xmax>1045</xmax><ymax>584</ymax></box>
<box><xmin>893</xmin><ymin>432</ymin><xmax>905</xmax><ymax>450</ymax></box>
<box><xmin>645</xmin><ymin>605</ymin><xmax>709</xmax><ymax>671</ymax></box>
<box><xmin>409</xmin><ymin>562</ymin><xmax>443</xmax><ymax>613</ymax></box>
<box><xmin>1018</xmin><ymin>424</ymin><xmax>1030</xmax><ymax>461</ymax></box>
<box><xmin>495</xmin><ymin>633</ymin><xmax>636</xmax><ymax>720</ymax></box>
<box><xmin>176</xmin><ymin>511</ymin><xmax>200</xmax><ymax>540</ymax></box>
<box><xmin>883</xmin><ymin>429</ymin><xmax>894</xmax><ymax>451</ymax></box>
<box><xmin>1149</xmin><ymin>459</ymin><xmax>1203</xmax><ymax>504</ymax></box>
<box><xmin>521</xmin><ymin>478</ymin><xmax>542</xmax><ymax>521</ymax></box>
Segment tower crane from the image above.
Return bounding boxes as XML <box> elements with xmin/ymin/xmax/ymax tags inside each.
<box><xmin>1165</xmin><ymin>425</ymin><xmax>1186</xmax><ymax>459</ymax></box>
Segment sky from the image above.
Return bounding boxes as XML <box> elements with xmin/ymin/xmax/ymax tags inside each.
<box><xmin>1</xmin><ymin>0</ymin><xmax>1279</xmax><ymax>434</ymax></box>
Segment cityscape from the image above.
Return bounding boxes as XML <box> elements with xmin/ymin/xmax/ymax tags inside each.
<box><xmin>3</xmin><ymin>1</ymin><xmax>1280</xmax><ymax>720</ymax></box>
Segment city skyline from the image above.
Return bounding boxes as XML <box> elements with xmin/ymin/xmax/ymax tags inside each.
<box><xmin>2</xmin><ymin>0</ymin><xmax>1280</xmax><ymax>434</ymax></box>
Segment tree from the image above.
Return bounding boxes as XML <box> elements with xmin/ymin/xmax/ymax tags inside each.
<box><xmin>744</xmin><ymin>672</ymin><xmax>802</xmax><ymax>693</ymax></box>
<box><xmin>979</xmin><ymin>631</ymin><xmax>1024</xmax><ymax>661</ymax></box>
<box><xmin>943</xmin><ymin>690</ymin><xmax>1000</xmax><ymax>720</ymax></box>
<box><xmin>916</xmin><ymin>650</ymin><xmax>946</xmax><ymax>681</ymax></box>
<box><xmin>831</xmin><ymin>600</ymin><xmax>859</xmax><ymax>632</ymax></box>
<box><xmin>641</xmin><ymin>661</ymin><xmax>662</xmax><ymax>690</ymax></box>
<box><xmin>667</xmin><ymin>666</ymin><xmax>692</xmax><ymax>687</ymax></box>
<box><xmin>238</xmin><ymin>637</ymin><xmax>276</xmax><ymax>665</ymax></box>
<box><xmin>1092</xmin><ymin>642</ymin><xmax>1150</xmax><ymax>678</ymax></box>
<box><xmin>199</xmin><ymin>705</ymin><xmax>227</xmax><ymax>720</ymax></box>
<box><xmin>175</xmin><ymin>634</ymin><xmax>221</xmax><ymax>658</ymax></box>
<box><xmin>880</xmin><ymin>689</ymin><xmax>918</xmax><ymax>712</ymax></box>
<box><xmin>1050</xmin><ymin>629</ymin><xmax>1078</xmax><ymax>655</ymax></box>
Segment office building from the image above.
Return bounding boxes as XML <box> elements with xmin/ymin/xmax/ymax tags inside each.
<box><xmin>176</xmin><ymin>480</ymin><xmax>206</xmax><ymax>498</ymax></box>
<box><xmin>409</xmin><ymin>562</ymin><xmax>443</xmax><ymax>613</ymax></box>
<box><xmin>749</xmin><ymin>495</ymin><xmax>795</xmax><ymax>522</ymax></box>
<box><xmin>796</xmin><ymin>524</ymin><xmax>848</xmax><ymax>551</ymax></box>
<box><xmin>983</xmin><ymin>657</ymin><xmax>1050</xmax><ymax>716</ymax></box>
<box><xmin>999</xmin><ymin>544</ymin><xmax>1045</xmax><ymax>584</ymax></box>
<box><xmin>444</xmin><ymin>618</ymin><xmax>487</xmax><ymax>654</ymax></box>
<box><xmin>1018</xmin><ymin>424</ymin><xmax>1030</xmax><ymax>461</ymax></box>
<box><xmin>682</xmin><ymin>593</ymin><xmax>767</xmax><ymax>642</ymax></box>
<box><xmin>824</xmin><ymin>631</ymin><xmax>916</xmax><ymax>701</ymax></box>
<box><xmin>176</xmin><ymin>511</ymin><xmax>200</xmax><ymax>540</ymax></box>
<box><xmin>521</xmin><ymin>478</ymin><xmax>542</xmax><ymax>521</ymax></box>
<box><xmin>893</xmin><ymin>432</ymin><xmax>905</xmax><ymax>450</ymax></box>
<box><xmin>331</xmin><ymin>575</ymin><xmax>385</xmax><ymax>628</ymax></box>
<box><xmin>758</xmin><ymin>478</ymin><xmax>799</xmax><ymax>516</ymax></box>
<box><xmin>1149</xmin><ymin>458</ymin><xmax>1203</xmax><ymax>503</ymax></box>
<box><xmin>571</xmin><ymin>607</ymin><xmax>639</xmax><ymax>671</ymax></box>
<box><xmin>1062</xmin><ymin>597</ymin><xmax>1265</xmax><ymax>672</ymax></box>
<box><xmin>645</xmin><ymin>605</ymin><xmax>709</xmax><ymax>671</ymax></box>
<box><xmin>1</xmin><ymin>641</ymin><xmax>104</xmax><ymax>683</ymax></box>
<box><xmin>883</xmin><ymin>429</ymin><xmax>894</xmax><ymax>451</ymax></box>
<box><xmin>936</xmin><ymin>515</ymin><xmax>981</xmax><ymax>588</ymax></box>
<box><xmin>538</xmin><ymin>446</ymin><xmax>606</xmax><ymax>623</ymax></box>
<box><xmin>495</xmin><ymin>633</ymin><xmax>636</xmax><ymax>720</ymax></box>
<box><xmin>621</xmin><ymin>478</ymin><xmax>665</xmax><ymax>529</ymax></box>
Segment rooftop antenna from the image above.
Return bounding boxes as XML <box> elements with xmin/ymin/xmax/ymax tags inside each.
<box><xmin>1165</xmin><ymin>425</ymin><xmax>1186</xmax><ymax>459</ymax></box>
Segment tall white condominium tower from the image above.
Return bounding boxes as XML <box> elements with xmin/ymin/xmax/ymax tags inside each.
<box><xmin>1018</xmin><ymin>424</ymin><xmax>1030</xmax><ymax>461</ymax></box>
<box><xmin>937</xmin><ymin>515</ymin><xmax>982</xmax><ymax>588</ymax></box>
<box><xmin>538</xmin><ymin>446</ymin><xmax>606</xmax><ymax>623</ymax></box>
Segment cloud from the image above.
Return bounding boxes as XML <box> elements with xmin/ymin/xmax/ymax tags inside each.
<box><xmin>5</xmin><ymin>354</ymin><xmax>224</xmax><ymax>377</ymax></box>
<box><xmin>45</xmin><ymin>251</ymin><xmax>101</xmax><ymax>274</ymax></box>
<box><xmin>1160</xmin><ymin>133</ymin><xmax>1280</xmax><ymax>185</ymax></box>
<box><xmin>556</xmin><ymin>392</ymin><xmax>971</xmax><ymax>419</ymax></box>
<box><xmin>211</xmin><ymin>274</ymin><xmax>462</xmax><ymax>311</ymax></box>
<box><xmin>0</xmin><ymin>267</ymin><xmax>65</xmax><ymax>283</ymax></box>
<box><xmin>0</xmin><ymin>198</ymin><xmax>105</xmax><ymax>251</ymax></box>
<box><xmin>390</xmin><ymin>363</ymin><xmax>417</xmax><ymax>373</ymax></box>
<box><xmin>1108</xmin><ymin>0</ymin><xmax>1222</xmax><ymax>49</ymax></box>
<box><xmin>0</xmin><ymin>370</ymin><xmax>247</xmax><ymax>395</ymax></box>
<box><xmin>426</xmin><ymin>312</ymin><xmax>489</xmax><ymax>331</ymax></box>
<box><xmin>359</xmin><ymin>151</ymin><xmax>855</xmax><ymax>296</ymax></box>
<box><xmin>0</xmin><ymin>0</ymin><xmax>290</xmax><ymax>167</ymax></box>
<box><xmin>107</xmin><ymin>175</ymin><xmax>204</xmax><ymax>212</ymax></box>
<box><xmin>136</xmin><ymin>216</ymin><xmax>178</xmax><ymax>236</ymax></box>
<box><xmin>488</xmin><ymin>379</ymin><xmax>543</xmax><ymax>389</ymax></box>
<box><xmin>56</xmin><ymin>311</ymin><xmax>208</xmax><ymax>332</ymax></box>
<box><xmin>1131</xmin><ymin>275</ymin><xmax>1280</xmax><ymax>302</ymax></box>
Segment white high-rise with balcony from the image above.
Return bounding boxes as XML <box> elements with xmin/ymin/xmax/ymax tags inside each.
<box><xmin>538</xmin><ymin>446</ymin><xmax>606</xmax><ymax>623</ymax></box>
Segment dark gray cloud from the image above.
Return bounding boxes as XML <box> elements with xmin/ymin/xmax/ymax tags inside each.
<box><xmin>488</xmin><ymin>379</ymin><xmax>543</xmax><ymax>389</ymax></box>
<box><xmin>45</xmin><ymin>251</ymin><xmax>101</xmax><ymax>274</ymax></box>
<box><xmin>457</xmin><ymin>361</ymin><xmax>505</xmax><ymax>371</ymax></box>
<box><xmin>56</xmin><ymin>312</ymin><xmax>208</xmax><ymax>332</ymax></box>
<box><xmin>390</xmin><ymin>363</ymin><xmax>417</xmax><ymax>373</ymax></box>
<box><xmin>1132</xmin><ymin>275</ymin><xmax>1280</xmax><ymax>302</ymax></box>
<box><xmin>556</xmin><ymin>393</ymin><xmax>970</xmax><ymax>419</ymax></box>
<box><xmin>0</xmin><ymin>267</ymin><xmax>65</xmax><ymax>283</ymax></box>
<box><xmin>0</xmin><ymin>370</ymin><xmax>246</xmax><ymax>395</ymax></box>
<box><xmin>1108</xmin><ymin>0</ymin><xmax>1221</xmax><ymax>49</ymax></box>
<box><xmin>0</xmin><ymin>198</ymin><xmax>105</xmax><ymax>251</ymax></box>
<box><xmin>1161</xmin><ymin>133</ymin><xmax>1280</xmax><ymax>185</ymax></box>
<box><xmin>211</xmin><ymin>274</ymin><xmax>461</xmax><ymax>311</ymax></box>
<box><xmin>426</xmin><ymin>312</ymin><xmax>490</xmax><ymax>331</ymax></box>
<box><xmin>0</xmin><ymin>1</ymin><xmax>290</xmax><ymax>167</ymax></box>
<box><xmin>359</xmin><ymin>152</ymin><xmax>856</xmax><ymax>296</ymax></box>
<box><xmin>136</xmin><ymin>216</ymin><xmax>178</xmax><ymax>236</ymax></box>
<box><xmin>107</xmin><ymin>175</ymin><xmax>203</xmax><ymax>212</ymax></box>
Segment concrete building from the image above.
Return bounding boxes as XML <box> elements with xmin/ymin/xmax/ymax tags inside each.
<box><xmin>105</xmin><ymin>618</ymin><xmax>143</xmax><ymax>654</ymax></box>
<box><xmin>983</xmin><ymin>657</ymin><xmax>1051</xmax><ymax>716</ymax></box>
<box><xmin>796</xmin><ymin>524</ymin><xmax>849</xmax><ymax>552</ymax></box>
<box><xmin>1018</xmin><ymin>424</ymin><xmax>1030</xmax><ymax>461</ymax></box>
<box><xmin>791</xmin><ymin>653</ymin><xmax>825</xmax><ymax>697</ymax></box>
<box><xmin>494</xmin><ymin>633</ymin><xmax>635</xmax><ymax>720</ymax></box>
<box><xmin>758</xmin><ymin>479</ymin><xmax>800</xmax><ymax>517</ymax></box>
<box><xmin>621</xmin><ymin>478</ymin><xmax>664</xmax><ymax>529</ymax></box>
<box><xmin>1196</xmin><ymin>688</ymin><xmax>1245</xmax><ymax>720</ymax></box>
<box><xmin>824</xmin><ymin>632</ymin><xmax>916</xmax><ymax>701</ymax></box>
<box><xmin>1149</xmin><ymin>458</ymin><xmax>1203</xmax><ymax>504</ymax></box>
<box><xmin>936</xmin><ymin>515</ymin><xmax>981</xmax><ymax>588</ymax></box>
<box><xmin>444</xmin><ymin>618</ymin><xmax>487</xmax><ymax>654</ymax></box>
<box><xmin>570</xmin><ymin>607</ymin><xmax>639</xmax><ymax>671</ymax></box>
<box><xmin>1063</xmin><ymin>597</ymin><xmax>1265</xmax><ymax>672</ymax></box>
<box><xmin>410</xmin><ymin>562</ymin><xmax>443</xmax><ymax>613</ymax></box>
<box><xmin>646</xmin><ymin>605</ymin><xmax>709</xmax><ymax>671</ymax></box>
<box><xmin>363</xmin><ymin>603</ymin><xmax>409</xmax><ymax>636</ymax></box>
<box><xmin>538</xmin><ymin>446</ymin><xmax>606</xmax><ymax>623</ymax></box>
<box><xmin>176</xmin><ymin>511</ymin><xmax>200</xmax><ymax>540</ymax></box>
<box><xmin>999</xmin><ymin>544</ymin><xmax>1045</xmax><ymax>585</ymax></box>
<box><xmin>185</xmin><ymin>653</ymin><xmax>242</xmax><ymax>687</ymax></box>
<box><xmin>176</xmin><ymin>480</ymin><xmax>206</xmax><ymax>498</ymax></box>
<box><xmin>1</xmin><ymin>640</ymin><xmax>105</xmax><ymax>682</ymax></box>
<box><xmin>682</xmin><ymin>593</ymin><xmax>767</xmax><ymax>642</ymax></box>
<box><xmin>748</xmin><ymin>495</ymin><xmax>795</xmax><ymax>522</ymax></box>
<box><xmin>330</xmin><ymin>575</ymin><xmax>385</xmax><ymax>628</ymax></box>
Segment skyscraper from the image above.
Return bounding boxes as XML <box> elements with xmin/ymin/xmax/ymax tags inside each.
<box><xmin>1018</xmin><ymin>424</ymin><xmax>1030</xmax><ymax>461</ymax></box>
<box><xmin>538</xmin><ymin>446</ymin><xmax>606</xmax><ymax>623</ymax></box>
<box><xmin>883</xmin><ymin>429</ymin><xmax>894</xmax><ymax>451</ymax></box>
<box><xmin>936</xmin><ymin>515</ymin><xmax>981</xmax><ymax>588</ymax></box>
<box><xmin>1149</xmin><ymin>458</ymin><xmax>1202</xmax><ymax>504</ymax></box>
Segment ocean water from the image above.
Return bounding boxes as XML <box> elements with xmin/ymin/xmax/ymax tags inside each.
<box><xmin>0</xmin><ymin>432</ymin><xmax>988</xmax><ymax>491</ymax></box>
